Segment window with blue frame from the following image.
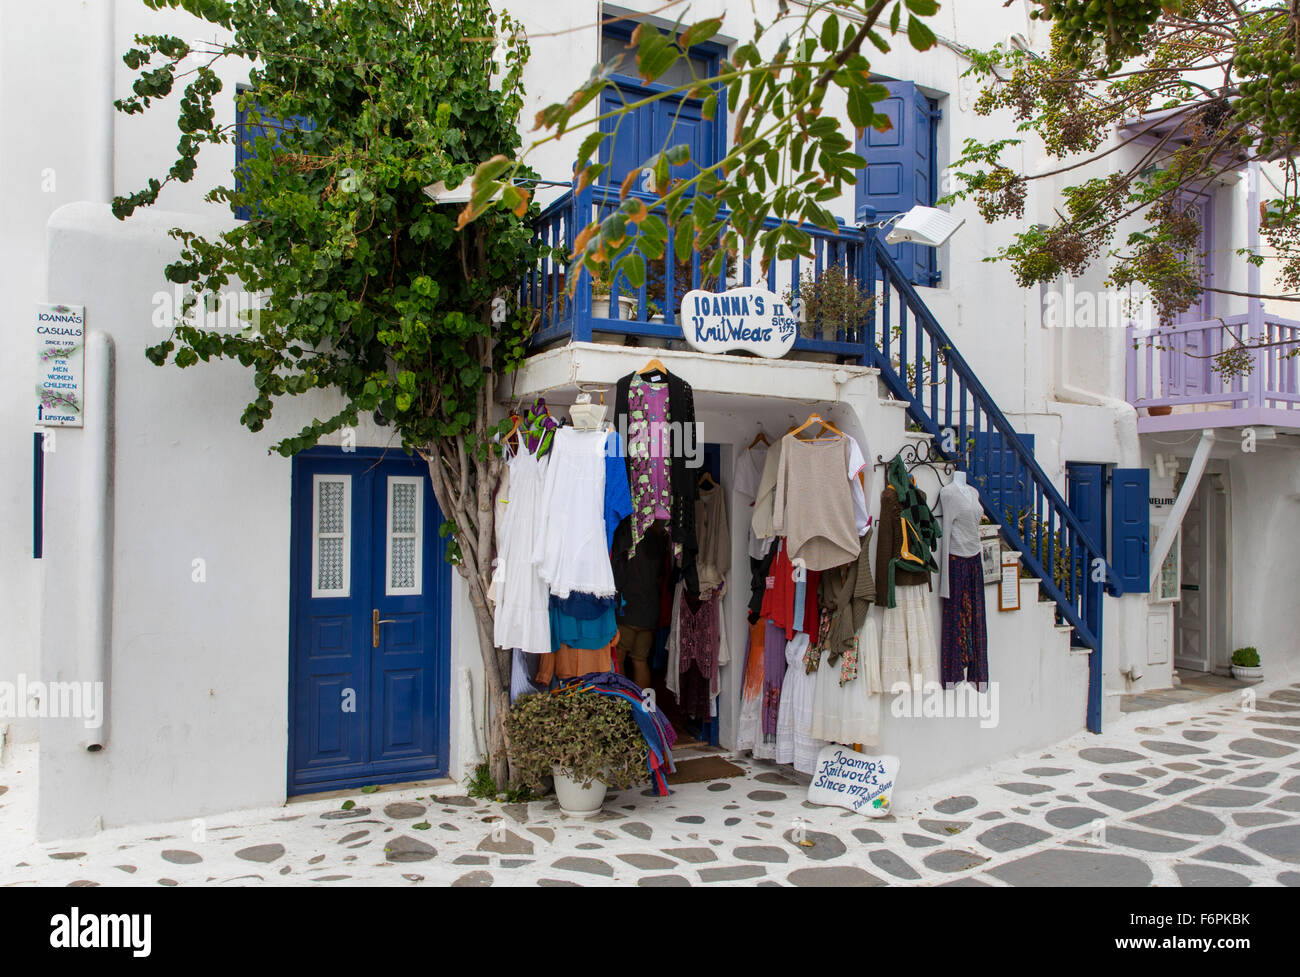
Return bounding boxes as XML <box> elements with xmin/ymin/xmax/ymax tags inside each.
<box><xmin>233</xmin><ymin>92</ymin><xmax>315</xmax><ymax>220</ymax></box>
<box><xmin>856</xmin><ymin>80</ymin><xmax>942</xmax><ymax>287</ymax></box>
<box><xmin>595</xmin><ymin>23</ymin><xmax>728</xmax><ymax>314</ymax></box>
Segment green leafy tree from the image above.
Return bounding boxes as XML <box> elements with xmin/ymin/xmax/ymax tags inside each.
<box><xmin>115</xmin><ymin>0</ymin><xmax>538</xmax><ymax>784</ymax></box>
<box><xmin>946</xmin><ymin>0</ymin><xmax>1300</xmax><ymax>378</ymax></box>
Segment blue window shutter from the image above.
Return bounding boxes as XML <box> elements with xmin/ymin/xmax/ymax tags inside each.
<box><xmin>1111</xmin><ymin>467</ymin><xmax>1150</xmax><ymax>593</ymax></box>
<box><xmin>234</xmin><ymin>101</ymin><xmax>315</xmax><ymax>221</ymax></box>
<box><xmin>1066</xmin><ymin>464</ymin><xmax>1106</xmax><ymax>553</ymax></box>
<box><xmin>856</xmin><ymin>81</ymin><xmax>939</xmax><ymax>286</ymax></box>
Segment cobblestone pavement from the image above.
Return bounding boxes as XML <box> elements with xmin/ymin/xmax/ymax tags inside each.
<box><xmin>3</xmin><ymin>681</ymin><xmax>1299</xmax><ymax>887</ymax></box>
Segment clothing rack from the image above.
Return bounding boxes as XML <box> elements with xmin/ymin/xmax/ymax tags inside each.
<box><xmin>874</xmin><ymin>439</ymin><xmax>956</xmax><ymax>482</ymax></box>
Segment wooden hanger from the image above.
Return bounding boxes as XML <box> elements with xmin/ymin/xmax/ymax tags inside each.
<box><xmin>788</xmin><ymin>412</ymin><xmax>843</xmax><ymax>441</ymax></box>
<box><xmin>637</xmin><ymin>358</ymin><xmax>667</xmax><ymax>377</ymax></box>
<box><xmin>749</xmin><ymin>429</ymin><xmax>770</xmax><ymax>449</ymax></box>
<box><xmin>699</xmin><ymin>470</ymin><xmax>717</xmax><ymax>489</ymax></box>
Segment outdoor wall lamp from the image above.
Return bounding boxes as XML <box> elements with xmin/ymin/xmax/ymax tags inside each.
<box><xmin>857</xmin><ymin>204</ymin><xmax>965</xmax><ymax>249</ymax></box>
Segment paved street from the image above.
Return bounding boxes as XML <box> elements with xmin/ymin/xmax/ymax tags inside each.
<box><xmin>2</xmin><ymin>680</ymin><xmax>1298</xmax><ymax>887</ymax></box>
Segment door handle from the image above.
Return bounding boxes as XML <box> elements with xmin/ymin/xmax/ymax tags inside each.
<box><xmin>372</xmin><ymin>608</ymin><xmax>397</xmax><ymax>648</ymax></box>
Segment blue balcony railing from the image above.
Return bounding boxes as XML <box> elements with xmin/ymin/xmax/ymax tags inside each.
<box><xmin>523</xmin><ymin>182</ymin><xmax>871</xmax><ymax>359</ymax></box>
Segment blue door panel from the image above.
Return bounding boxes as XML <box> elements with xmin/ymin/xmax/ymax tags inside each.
<box><xmin>857</xmin><ymin>81</ymin><xmax>939</xmax><ymax>285</ymax></box>
<box><xmin>600</xmin><ymin>84</ymin><xmax>717</xmax><ymax>193</ymax></box>
<box><xmin>972</xmin><ymin>432</ymin><xmax>1035</xmax><ymax>527</ymax></box>
<box><xmin>289</xmin><ymin>448</ymin><xmax>449</xmax><ymax>794</ymax></box>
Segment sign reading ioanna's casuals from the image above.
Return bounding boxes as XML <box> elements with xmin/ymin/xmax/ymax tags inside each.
<box><xmin>680</xmin><ymin>286</ymin><xmax>796</xmax><ymax>358</ymax></box>
<box><xmin>35</xmin><ymin>303</ymin><xmax>85</xmax><ymax>427</ymax></box>
<box><xmin>807</xmin><ymin>745</ymin><xmax>899</xmax><ymax>818</ymax></box>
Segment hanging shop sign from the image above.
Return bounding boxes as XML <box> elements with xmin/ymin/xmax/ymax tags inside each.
<box><xmin>806</xmin><ymin>745</ymin><xmax>899</xmax><ymax>818</ymax></box>
<box><xmin>679</xmin><ymin>286</ymin><xmax>797</xmax><ymax>358</ymax></box>
<box><xmin>35</xmin><ymin>303</ymin><xmax>85</xmax><ymax>427</ymax></box>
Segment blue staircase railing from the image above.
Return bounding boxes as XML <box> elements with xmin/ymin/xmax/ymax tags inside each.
<box><xmin>859</xmin><ymin>228</ymin><xmax>1115</xmax><ymax>733</ymax></box>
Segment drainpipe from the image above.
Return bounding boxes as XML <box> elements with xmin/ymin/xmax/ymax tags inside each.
<box><xmin>87</xmin><ymin>0</ymin><xmax>116</xmax><ymax>203</ymax></box>
<box><xmin>1246</xmin><ymin>162</ymin><xmax>1265</xmax><ymax>409</ymax></box>
<box><xmin>1149</xmin><ymin>430</ymin><xmax>1215</xmax><ymax>594</ymax></box>
<box><xmin>80</xmin><ymin>331</ymin><xmax>116</xmax><ymax>751</ymax></box>
<box><xmin>1048</xmin><ymin>282</ymin><xmax>1143</xmax><ymax>679</ymax></box>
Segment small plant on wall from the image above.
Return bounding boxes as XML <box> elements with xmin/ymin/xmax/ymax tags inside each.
<box><xmin>785</xmin><ymin>265</ymin><xmax>875</xmax><ymax>340</ymax></box>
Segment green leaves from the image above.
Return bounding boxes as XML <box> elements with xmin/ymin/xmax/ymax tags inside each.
<box><xmin>906</xmin><ymin>14</ymin><xmax>936</xmax><ymax>51</ymax></box>
<box><xmin>631</xmin><ymin>23</ymin><xmax>681</xmax><ymax>84</ymax></box>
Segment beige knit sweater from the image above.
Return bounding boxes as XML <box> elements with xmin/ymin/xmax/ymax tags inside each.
<box><xmin>772</xmin><ymin>433</ymin><xmax>861</xmax><ymax>570</ymax></box>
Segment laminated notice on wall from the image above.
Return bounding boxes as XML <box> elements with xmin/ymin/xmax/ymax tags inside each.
<box><xmin>35</xmin><ymin>303</ymin><xmax>85</xmax><ymax>427</ymax></box>
<box><xmin>806</xmin><ymin>745</ymin><xmax>899</xmax><ymax>818</ymax></box>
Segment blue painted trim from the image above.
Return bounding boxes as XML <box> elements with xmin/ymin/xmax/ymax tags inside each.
<box><xmin>32</xmin><ymin>433</ymin><xmax>44</xmax><ymax>559</ymax></box>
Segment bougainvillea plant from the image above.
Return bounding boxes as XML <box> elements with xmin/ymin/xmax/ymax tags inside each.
<box><xmin>114</xmin><ymin>0</ymin><xmax>541</xmax><ymax>784</ymax></box>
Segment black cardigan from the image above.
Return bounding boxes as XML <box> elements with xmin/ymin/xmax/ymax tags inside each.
<box><xmin>612</xmin><ymin>368</ymin><xmax>700</xmax><ymax>595</ymax></box>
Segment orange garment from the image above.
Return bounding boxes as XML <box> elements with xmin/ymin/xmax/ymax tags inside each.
<box><xmin>743</xmin><ymin>618</ymin><xmax>766</xmax><ymax>699</ymax></box>
<box><xmin>535</xmin><ymin>638</ymin><xmax>617</xmax><ymax>683</ymax></box>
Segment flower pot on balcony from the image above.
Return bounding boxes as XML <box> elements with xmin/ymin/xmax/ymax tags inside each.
<box><xmin>1146</xmin><ymin>405</ymin><xmax>1173</xmax><ymax>416</ymax></box>
<box><xmin>591</xmin><ymin>292</ymin><xmax>636</xmax><ymax>320</ymax></box>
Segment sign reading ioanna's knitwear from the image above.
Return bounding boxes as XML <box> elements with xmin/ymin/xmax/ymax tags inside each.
<box><xmin>35</xmin><ymin>303</ymin><xmax>84</xmax><ymax>427</ymax></box>
<box><xmin>680</xmin><ymin>286</ymin><xmax>797</xmax><ymax>358</ymax></box>
<box><xmin>807</xmin><ymin>746</ymin><xmax>899</xmax><ymax>818</ymax></box>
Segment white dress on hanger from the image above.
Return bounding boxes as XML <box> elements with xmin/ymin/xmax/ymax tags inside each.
<box><xmin>775</xmin><ymin>632</ymin><xmax>824</xmax><ymax>774</ymax></box>
<box><xmin>493</xmin><ymin>440</ymin><xmax>552</xmax><ymax>656</ymax></box>
<box><xmin>534</xmin><ymin>427</ymin><xmax>617</xmax><ymax>599</ymax></box>
<box><xmin>811</xmin><ymin>615</ymin><xmax>883</xmax><ymax>746</ymax></box>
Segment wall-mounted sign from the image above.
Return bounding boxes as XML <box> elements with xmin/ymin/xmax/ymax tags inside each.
<box><xmin>679</xmin><ymin>286</ymin><xmax>797</xmax><ymax>358</ymax></box>
<box><xmin>998</xmin><ymin>551</ymin><xmax>1021</xmax><ymax>612</ymax></box>
<box><xmin>35</xmin><ymin>303</ymin><xmax>84</xmax><ymax>427</ymax></box>
<box><xmin>806</xmin><ymin>745</ymin><xmax>899</xmax><ymax>818</ymax></box>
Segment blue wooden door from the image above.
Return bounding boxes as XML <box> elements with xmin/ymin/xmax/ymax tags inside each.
<box><xmin>289</xmin><ymin>448</ymin><xmax>449</xmax><ymax>795</ymax></box>
<box><xmin>599</xmin><ymin>85</ymin><xmax>717</xmax><ymax>192</ymax></box>
<box><xmin>856</xmin><ymin>81</ymin><xmax>940</xmax><ymax>285</ymax></box>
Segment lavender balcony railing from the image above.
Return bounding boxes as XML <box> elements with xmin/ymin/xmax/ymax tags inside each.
<box><xmin>523</xmin><ymin>183</ymin><xmax>872</xmax><ymax>359</ymax></box>
<box><xmin>1126</xmin><ymin>313</ymin><xmax>1300</xmax><ymax>413</ymax></box>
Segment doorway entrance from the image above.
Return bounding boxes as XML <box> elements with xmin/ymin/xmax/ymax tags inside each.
<box><xmin>1174</xmin><ymin>470</ymin><xmax>1229</xmax><ymax>674</ymax></box>
<box><xmin>288</xmin><ymin>447</ymin><xmax>451</xmax><ymax>795</ymax></box>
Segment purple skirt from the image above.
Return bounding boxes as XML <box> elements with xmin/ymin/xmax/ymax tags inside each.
<box><xmin>941</xmin><ymin>553</ymin><xmax>988</xmax><ymax>690</ymax></box>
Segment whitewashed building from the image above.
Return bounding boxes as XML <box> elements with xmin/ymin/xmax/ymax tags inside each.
<box><xmin>2</xmin><ymin>0</ymin><xmax>1297</xmax><ymax>840</ymax></box>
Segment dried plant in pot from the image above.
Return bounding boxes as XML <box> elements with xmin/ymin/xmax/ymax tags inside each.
<box><xmin>785</xmin><ymin>265</ymin><xmax>875</xmax><ymax>340</ymax></box>
<box><xmin>505</xmin><ymin>686</ymin><xmax>648</xmax><ymax>816</ymax></box>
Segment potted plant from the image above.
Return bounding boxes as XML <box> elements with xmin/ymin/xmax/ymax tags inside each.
<box><xmin>1230</xmin><ymin>646</ymin><xmax>1263</xmax><ymax>683</ymax></box>
<box><xmin>590</xmin><ymin>288</ymin><xmax>636</xmax><ymax>320</ymax></box>
<box><xmin>505</xmin><ymin>687</ymin><xmax>648</xmax><ymax>817</ymax></box>
<box><xmin>784</xmin><ymin>265</ymin><xmax>875</xmax><ymax>341</ymax></box>
<box><xmin>645</xmin><ymin>243</ymin><xmax>739</xmax><ymax>320</ymax></box>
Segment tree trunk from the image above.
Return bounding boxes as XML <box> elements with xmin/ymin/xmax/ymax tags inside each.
<box><xmin>422</xmin><ymin>328</ymin><xmax>513</xmax><ymax>789</ymax></box>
